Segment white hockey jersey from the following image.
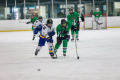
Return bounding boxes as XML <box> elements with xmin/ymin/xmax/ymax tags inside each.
<box><xmin>40</xmin><ymin>25</ymin><xmax>55</xmax><ymax>38</ymax></box>
<box><xmin>33</xmin><ymin>19</ymin><xmax>47</xmax><ymax>28</ymax></box>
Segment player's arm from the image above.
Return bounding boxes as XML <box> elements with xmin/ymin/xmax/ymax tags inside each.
<box><xmin>26</xmin><ymin>19</ymin><xmax>31</xmax><ymax>24</ymax></box>
<box><xmin>57</xmin><ymin>26</ymin><xmax>68</xmax><ymax>38</ymax></box>
<box><xmin>33</xmin><ymin>20</ymin><xmax>41</xmax><ymax>28</ymax></box>
<box><xmin>33</xmin><ymin>20</ymin><xmax>37</xmax><ymax>28</ymax></box>
<box><xmin>56</xmin><ymin>25</ymin><xmax>60</xmax><ymax>36</ymax></box>
<box><xmin>35</xmin><ymin>17</ymin><xmax>38</xmax><ymax>21</ymax></box>
<box><xmin>34</xmin><ymin>26</ymin><xmax>42</xmax><ymax>35</ymax></box>
<box><xmin>99</xmin><ymin>11</ymin><xmax>102</xmax><ymax>20</ymax></box>
<box><xmin>67</xmin><ymin>15</ymin><xmax>71</xmax><ymax>21</ymax></box>
<box><xmin>79</xmin><ymin>14</ymin><xmax>84</xmax><ymax>22</ymax></box>
<box><xmin>67</xmin><ymin>21</ymin><xmax>72</xmax><ymax>28</ymax></box>
<box><xmin>32</xmin><ymin>17</ymin><xmax>37</xmax><ymax>24</ymax></box>
<box><xmin>56</xmin><ymin>25</ymin><xmax>64</xmax><ymax>37</ymax></box>
<box><xmin>47</xmin><ymin>27</ymin><xmax>55</xmax><ymax>36</ymax></box>
<box><xmin>41</xmin><ymin>26</ymin><xmax>53</xmax><ymax>43</ymax></box>
<box><xmin>77</xmin><ymin>12</ymin><xmax>84</xmax><ymax>22</ymax></box>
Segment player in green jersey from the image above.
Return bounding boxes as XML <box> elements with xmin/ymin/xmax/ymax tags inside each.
<box><xmin>26</xmin><ymin>14</ymin><xmax>38</xmax><ymax>31</ymax></box>
<box><xmin>67</xmin><ymin>8</ymin><xmax>84</xmax><ymax>41</ymax></box>
<box><xmin>54</xmin><ymin>19</ymin><xmax>72</xmax><ymax>57</ymax></box>
<box><xmin>92</xmin><ymin>8</ymin><xmax>102</xmax><ymax>29</ymax></box>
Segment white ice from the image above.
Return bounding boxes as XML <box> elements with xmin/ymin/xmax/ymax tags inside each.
<box><xmin>0</xmin><ymin>28</ymin><xmax>120</xmax><ymax>80</ymax></box>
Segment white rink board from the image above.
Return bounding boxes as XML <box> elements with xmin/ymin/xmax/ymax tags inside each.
<box><xmin>84</xmin><ymin>17</ymin><xmax>106</xmax><ymax>29</ymax></box>
<box><xmin>0</xmin><ymin>17</ymin><xmax>120</xmax><ymax>31</ymax></box>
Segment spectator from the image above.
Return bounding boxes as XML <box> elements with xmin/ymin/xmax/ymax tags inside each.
<box><xmin>57</xmin><ymin>10</ymin><xmax>65</xmax><ymax>18</ymax></box>
<box><xmin>90</xmin><ymin>10</ymin><xmax>93</xmax><ymax>15</ymax></box>
<box><xmin>7</xmin><ymin>14</ymin><xmax>11</xmax><ymax>20</ymax></box>
<box><xmin>108</xmin><ymin>12</ymin><xmax>112</xmax><ymax>16</ymax></box>
<box><xmin>117</xmin><ymin>11</ymin><xmax>120</xmax><ymax>16</ymax></box>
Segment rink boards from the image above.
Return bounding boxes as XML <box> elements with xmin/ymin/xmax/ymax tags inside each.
<box><xmin>0</xmin><ymin>17</ymin><xmax>120</xmax><ymax>31</ymax></box>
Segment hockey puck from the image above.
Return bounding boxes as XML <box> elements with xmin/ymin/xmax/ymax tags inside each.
<box><xmin>37</xmin><ymin>69</ymin><xmax>40</xmax><ymax>71</ymax></box>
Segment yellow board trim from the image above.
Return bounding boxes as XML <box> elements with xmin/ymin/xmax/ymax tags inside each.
<box><xmin>0</xmin><ymin>30</ymin><xmax>32</xmax><ymax>32</ymax></box>
<box><xmin>107</xmin><ymin>27</ymin><xmax>120</xmax><ymax>28</ymax></box>
<box><xmin>0</xmin><ymin>26</ymin><xmax>120</xmax><ymax>32</ymax></box>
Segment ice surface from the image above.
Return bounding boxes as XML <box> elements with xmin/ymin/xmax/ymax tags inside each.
<box><xmin>0</xmin><ymin>28</ymin><xmax>120</xmax><ymax>80</ymax></box>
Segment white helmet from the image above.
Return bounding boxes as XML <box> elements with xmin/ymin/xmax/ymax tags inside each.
<box><xmin>96</xmin><ymin>8</ymin><xmax>99</xmax><ymax>12</ymax></box>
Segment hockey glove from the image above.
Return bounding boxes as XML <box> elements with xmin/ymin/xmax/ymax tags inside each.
<box><xmin>48</xmin><ymin>31</ymin><xmax>55</xmax><ymax>36</ymax></box>
<box><xmin>32</xmin><ymin>21</ymin><xmax>35</xmax><ymax>24</ymax></box>
<box><xmin>61</xmin><ymin>35</ymin><xmax>70</xmax><ymax>41</ymax></box>
<box><xmin>26</xmin><ymin>21</ymin><xmax>31</xmax><ymax>24</ymax></box>
<box><xmin>60</xmin><ymin>31</ymin><xmax>68</xmax><ymax>35</ymax></box>
<box><xmin>46</xmin><ymin>37</ymin><xmax>53</xmax><ymax>43</ymax></box>
<box><xmin>77</xmin><ymin>21</ymin><xmax>80</xmax><ymax>24</ymax></box>
<box><xmin>81</xmin><ymin>14</ymin><xmax>85</xmax><ymax>22</ymax></box>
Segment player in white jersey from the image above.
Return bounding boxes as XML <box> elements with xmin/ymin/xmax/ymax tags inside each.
<box><xmin>34</xmin><ymin>19</ymin><xmax>55</xmax><ymax>58</ymax></box>
<box><xmin>32</xmin><ymin>16</ymin><xmax>47</xmax><ymax>40</ymax></box>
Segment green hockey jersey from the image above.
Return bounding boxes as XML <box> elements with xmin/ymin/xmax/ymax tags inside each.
<box><xmin>56</xmin><ymin>21</ymin><xmax>72</xmax><ymax>37</ymax></box>
<box><xmin>93</xmin><ymin>11</ymin><xmax>102</xmax><ymax>18</ymax></box>
<box><xmin>67</xmin><ymin>12</ymin><xmax>83</xmax><ymax>26</ymax></box>
<box><xmin>30</xmin><ymin>17</ymin><xmax>38</xmax><ymax>24</ymax></box>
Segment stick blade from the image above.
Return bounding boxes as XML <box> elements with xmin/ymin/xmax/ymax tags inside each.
<box><xmin>77</xmin><ymin>56</ymin><xmax>79</xmax><ymax>59</ymax></box>
<box><xmin>52</xmin><ymin>57</ymin><xmax>57</xmax><ymax>59</ymax></box>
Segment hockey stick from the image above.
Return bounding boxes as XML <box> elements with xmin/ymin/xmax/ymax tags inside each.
<box><xmin>19</xmin><ymin>21</ymin><xmax>27</xmax><ymax>23</ymax></box>
<box><xmin>95</xmin><ymin>20</ymin><xmax>103</xmax><ymax>25</ymax></box>
<box><xmin>75</xmin><ymin>35</ymin><xmax>79</xmax><ymax>59</ymax></box>
<box><xmin>52</xmin><ymin>43</ymin><xmax>57</xmax><ymax>59</ymax></box>
<box><xmin>19</xmin><ymin>21</ymin><xmax>33</xmax><ymax>24</ymax></box>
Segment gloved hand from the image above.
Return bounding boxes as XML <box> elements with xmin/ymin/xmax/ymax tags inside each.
<box><xmin>46</xmin><ymin>37</ymin><xmax>53</xmax><ymax>43</ymax></box>
<box><xmin>60</xmin><ymin>31</ymin><xmax>68</xmax><ymax>34</ymax></box>
<box><xmin>48</xmin><ymin>31</ymin><xmax>55</xmax><ymax>36</ymax></box>
<box><xmin>26</xmin><ymin>21</ymin><xmax>31</xmax><ymax>24</ymax></box>
<box><xmin>61</xmin><ymin>35</ymin><xmax>70</xmax><ymax>41</ymax></box>
<box><xmin>32</xmin><ymin>21</ymin><xmax>35</xmax><ymax>24</ymax></box>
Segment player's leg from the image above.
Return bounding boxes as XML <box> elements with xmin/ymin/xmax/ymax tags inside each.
<box><xmin>32</xmin><ymin>26</ymin><xmax>34</xmax><ymax>31</ymax></box>
<box><xmin>33</xmin><ymin>28</ymin><xmax>39</xmax><ymax>40</ymax></box>
<box><xmin>54</xmin><ymin>37</ymin><xmax>62</xmax><ymax>54</ymax></box>
<box><xmin>62</xmin><ymin>35</ymin><xmax>70</xmax><ymax>56</ymax></box>
<box><xmin>71</xmin><ymin>25</ymin><xmax>74</xmax><ymax>41</ymax></box>
<box><xmin>93</xmin><ymin>20</ymin><xmax>97</xmax><ymax>30</ymax></box>
<box><xmin>97</xmin><ymin>19</ymin><xmax>101</xmax><ymax>30</ymax></box>
<box><xmin>35</xmin><ymin>37</ymin><xmax>46</xmax><ymax>56</ymax></box>
<box><xmin>32</xmin><ymin>26</ymin><xmax>35</xmax><ymax>34</ymax></box>
<box><xmin>63</xmin><ymin>39</ymin><xmax>68</xmax><ymax>56</ymax></box>
<box><xmin>47</xmin><ymin>42</ymin><xmax>54</xmax><ymax>57</ymax></box>
<box><xmin>98</xmin><ymin>25</ymin><xmax>101</xmax><ymax>30</ymax></box>
<box><xmin>75</xmin><ymin>31</ymin><xmax>79</xmax><ymax>40</ymax></box>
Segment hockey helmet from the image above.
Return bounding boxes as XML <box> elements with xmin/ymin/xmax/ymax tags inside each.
<box><xmin>47</xmin><ymin>19</ymin><xmax>53</xmax><ymax>24</ymax></box>
<box><xmin>38</xmin><ymin>16</ymin><xmax>43</xmax><ymax>19</ymax></box>
<box><xmin>61</xmin><ymin>19</ymin><xmax>67</xmax><ymax>24</ymax></box>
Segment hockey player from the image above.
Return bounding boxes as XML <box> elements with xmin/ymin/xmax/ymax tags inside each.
<box><xmin>34</xmin><ymin>19</ymin><xmax>55</xmax><ymax>58</ymax></box>
<box><xmin>92</xmin><ymin>8</ymin><xmax>102</xmax><ymax>30</ymax></box>
<box><xmin>67</xmin><ymin>8</ymin><xmax>84</xmax><ymax>41</ymax></box>
<box><xmin>54</xmin><ymin>19</ymin><xmax>72</xmax><ymax>57</ymax></box>
<box><xmin>32</xmin><ymin>16</ymin><xmax>47</xmax><ymax>40</ymax></box>
<box><xmin>26</xmin><ymin>14</ymin><xmax>38</xmax><ymax>31</ymax></box>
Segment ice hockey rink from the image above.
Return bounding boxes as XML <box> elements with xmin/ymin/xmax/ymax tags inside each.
<box><xmin>0</xmin><ymin>28</ymin><xmax>120</xmax><ymax>80</ymax></box>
